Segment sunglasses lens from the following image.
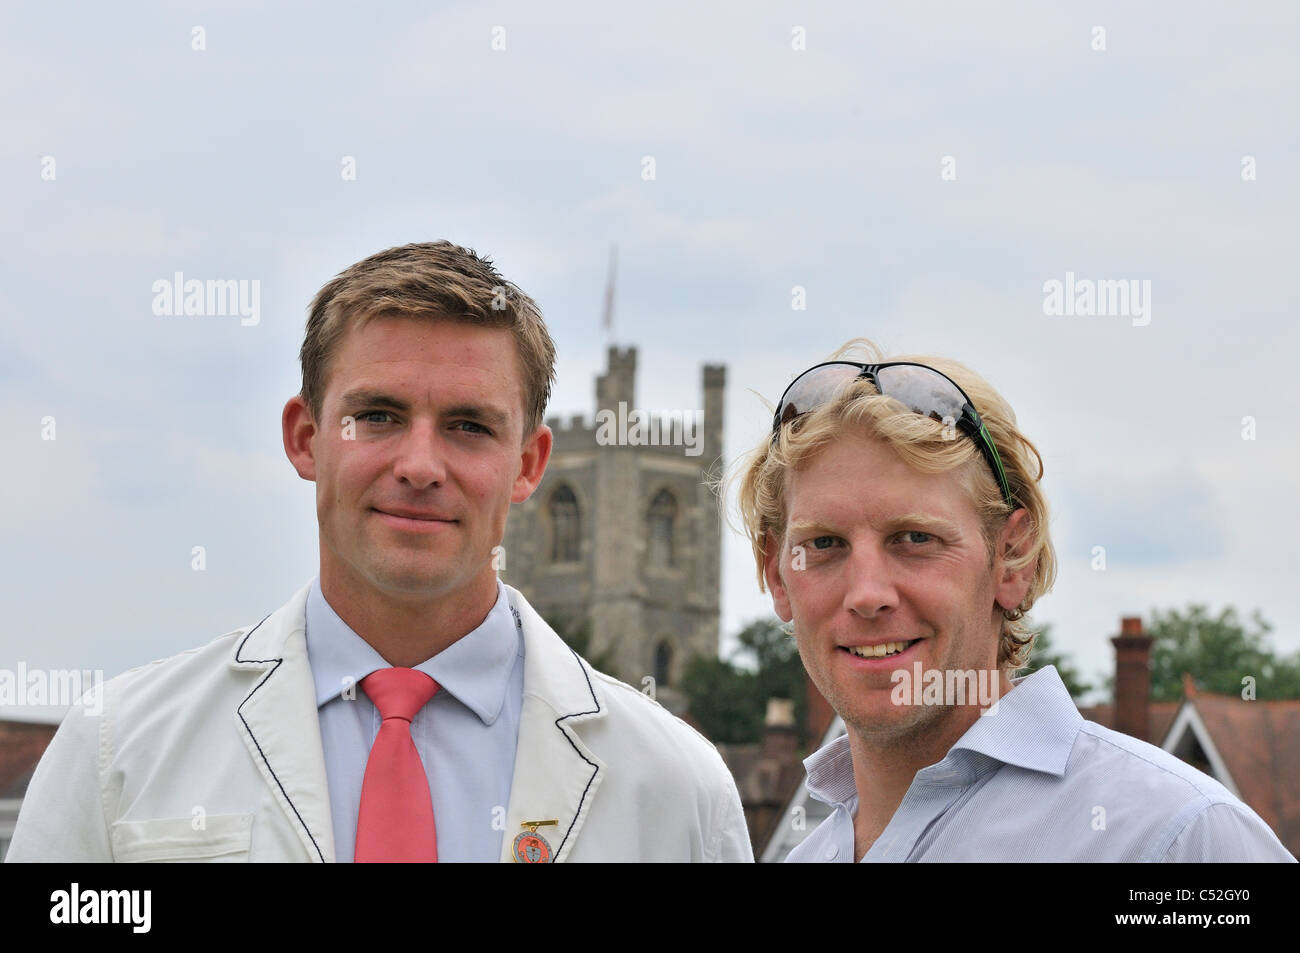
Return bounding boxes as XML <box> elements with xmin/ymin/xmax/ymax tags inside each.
<box><xmin>873</xmin><ymin>364</ymin><xmax>969</xmax><ymax>426</ymax></box>
<box><xmin>777</xmin><ymin>364</ymin><xmax>864</xmax><ymax>426</ymax></box>
<box><xmin>772</xmin><ymin>359</ymin><xmax>1011</xmax><ymax>506</ymax></box>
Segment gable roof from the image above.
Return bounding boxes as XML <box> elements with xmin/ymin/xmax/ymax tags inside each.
<box><xmin>1163</xmin><ymin>694</ymin><xmax>1300</xmax><ymax>853</ymax></box>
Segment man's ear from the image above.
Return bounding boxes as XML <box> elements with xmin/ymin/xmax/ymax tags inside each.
<box><xmin>993</xmin><ymin>508</ymin><xmax>1037</xmax><ymax>614</ymax></box>
<box><xmin>763</xmin><ymin>530</ymin><xmax>794</xmax><ymax>624</ymax></box>
<box><xmin>512</xmin><ymin>424</ymin><xmax>553</xmax><ymax>503</ymax></box>
<box><xmin>283</xmin><ymin>395</ymin><xmax>319</xmax><ymax>482</ymax></box>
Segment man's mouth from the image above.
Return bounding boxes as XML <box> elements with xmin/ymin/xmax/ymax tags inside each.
<box><xmin>843</xmin><ymin>639</ymin><xmax>922</xmax><ymax>659</ymax></box>
<box><xmin>372</xmin><ymin>507</ymin><xmax>456</xmax><ymax>522</ymax></box>
<box><xmin>371</xmin><ymin>508</ymin><xmax>459</xmax><ymax>532</ymax></box>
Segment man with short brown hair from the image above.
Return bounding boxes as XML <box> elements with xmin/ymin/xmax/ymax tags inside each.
<box><xmin>10</xmin><ymin>241</ymin><xmax>751</xmax><ymax>863</ymax></box>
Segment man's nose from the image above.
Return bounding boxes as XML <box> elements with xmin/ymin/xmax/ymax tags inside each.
<box><xmin>391</xmin><ymin>417</ymin><xmax>448</xmax><ymax>489</ymax></box>
<box><xmin>842</xmin><ymin>541</ymin><xmax>900</xmax><ymax>620</ymax></box>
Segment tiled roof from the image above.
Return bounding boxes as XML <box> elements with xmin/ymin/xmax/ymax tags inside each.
<box><xmin>1184</xmin><ymin>694</ymin><xmax>1300</xmax><ymax>852</ymax></box>
<box><xmin>718</xmin><ymin>734</ymin><xmax>809</xmax><ymax>853</ymax></box>
<box><xmin>1082</xmin><ymin>692</ymin><xmax>1300</xmax><ymax>856</ymax></box>
<box><xmin>717</xmin><ymin>742</ymin><xmax>805</xmax><ymax>805</ymax></box>
<box><xmin>1076</xmin><ymin>702</ymin><xmax>1181</xmax><ymax>746</ymax></box>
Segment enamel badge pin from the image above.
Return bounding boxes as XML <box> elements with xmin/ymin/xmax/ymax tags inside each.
<box><xmin>512</xmin><ymin>820</ymin><xmax>558</xmax><ymax>863</ymax></box>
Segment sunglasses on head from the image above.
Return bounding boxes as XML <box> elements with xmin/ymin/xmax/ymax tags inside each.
<box><xmin>770</xmin><ymin>360</ymin><xmax>1017</xmax><ymax>509</ymax></box>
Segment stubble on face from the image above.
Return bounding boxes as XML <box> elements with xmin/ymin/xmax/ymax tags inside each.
<box><xmin>794</xmin><ymin>581</ymin><xmax>999</xmax><ymax>753</ymax></box>
<box><xmin>772</xmin><ymin>434</ymin><xmax>1008</xmax><ymax>756</ymax></box>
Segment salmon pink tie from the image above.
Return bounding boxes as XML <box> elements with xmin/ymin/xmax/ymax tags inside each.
<box><xmin>355</xmin><ymin>668</ymin><xmax>440</xmax><ymax>863</ymax></box>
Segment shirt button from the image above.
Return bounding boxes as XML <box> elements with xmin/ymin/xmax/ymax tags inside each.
<box><xmin>824</xmin><ymin>846</ymin><xmax>838</xmax><ymax>860</ymax></box>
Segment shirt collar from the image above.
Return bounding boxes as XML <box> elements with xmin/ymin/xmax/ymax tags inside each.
<box><xmin>948</xmin><ymin>665</ymin><xmax>1082</xmax><ymax>777</ymax></box>
<box><xmin>304</xmin><ymin>576</ymin><xmax>521</xmax><ymax>726</ymax></box>
<box><xmin>801</xmin><ymin>664</ymin><xmax>1083</xmax><ymax>807</ymax></box>
<box><xmin>803</xmin><ymin>733</ymin><xmax>856</xmax><ymax>808</ymax></box>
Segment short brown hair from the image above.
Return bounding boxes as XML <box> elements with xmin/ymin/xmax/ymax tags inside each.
<box><xmin>727</xmin><ymin>338</ymin><xmax>1057</xmax><ymax>672</ymax></box>
<box><xmin>299</xmin><ymin>241</ymin><xmax>556</xmax><ymax>438</ymax></box>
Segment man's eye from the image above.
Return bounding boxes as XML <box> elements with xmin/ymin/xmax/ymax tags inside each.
<box><xmin>356</xmin><ymin>411</ymin><xmax>392</xmax><ymax>423</ymax></box>
<box><xmin>808</xmin><ymin>535</ymin><xmax>841</xmax><ymax>550</ymax></box>
<box><xmin>455</xmin><ymin>421</ymin><xmax>492</xmax><ymax>436</ymax></box>
<box><xmin>899</xmin><ymin>531</ymin><xmax>935</xmax><ymax>545</ymax></box>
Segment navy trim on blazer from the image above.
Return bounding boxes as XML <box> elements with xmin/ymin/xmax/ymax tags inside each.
<box><xmin>233</xmin><ymin>614</ymin><xmax>327</xmax><ymax>863</ymax></box>
<box><xmin>552</xmin><ymin>644</ymin><xmax>602</xmax><ymax>860</ymax></box>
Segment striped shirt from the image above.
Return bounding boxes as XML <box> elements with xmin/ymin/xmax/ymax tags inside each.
<box><xmin>786</xmin><ymin>666</ymin><xmax>1295</xmax><ymax>862</ymax></box>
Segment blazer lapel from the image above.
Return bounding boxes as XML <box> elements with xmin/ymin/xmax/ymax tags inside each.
<box><xmin>229</xmin><ymin>582</ymin><xmax>337</xmax><ymax>863</ymax></box>
<box><xmin>498</xmin><ymin>585</ymin><xmax>609</xmax><ymax>863</ymax></box>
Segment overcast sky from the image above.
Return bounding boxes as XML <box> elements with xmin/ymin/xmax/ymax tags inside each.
<box><xmin>3</xmin><ymin>1</ymin><xmax>1297</xmax><ymax>709</ymax></box>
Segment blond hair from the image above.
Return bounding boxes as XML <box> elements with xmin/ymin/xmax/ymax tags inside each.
<box><xmin>300</xmin><ymin>241</ymin><xmax>556</xmax><ymax>438</ymax></box>
<box><xmin>727</xmin><ymin>338</ymin><xmax>1056</xmax><ymax>671</ymax></box>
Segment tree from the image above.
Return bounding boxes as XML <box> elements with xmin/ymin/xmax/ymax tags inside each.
<box><xmin>679</xmin><ymin>655</ymin><xmax>763</xmax><ymax>745</ymax></box>
<box><xmin>681</xmin><ymin>618</ymin><xmax>806</xmax><ymax>745</ymax></box>
<box><xmin>542</xmin><ymin>611</ymin><xmax>620</xmax><ymax>680</ymax></box>
<box><xmin>1140</xmin><ymin>605</ymin><xmax>1300</xmax><ymax>701</ymax></box>
<box><xmin>1020</xmin><ymin>621</ymin><xmax>1092</xmax><ymax>701</ymax></box>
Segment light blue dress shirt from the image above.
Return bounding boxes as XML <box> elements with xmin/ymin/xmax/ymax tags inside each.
<box><xmin>304</xmin><ymin>576</ymin><xmax>524</xmax><ymax>863</ymax></box>
<box><xmin>787</xmin><ymin>665</ymin><xmax>1296</xmax><ymax>862</ymax></box>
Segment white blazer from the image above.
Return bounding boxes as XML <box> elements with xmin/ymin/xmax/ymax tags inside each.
<box><xmin>7</xmin><ymin>581</ymin><xmax>753</xmax><ymax>863</ymax></box>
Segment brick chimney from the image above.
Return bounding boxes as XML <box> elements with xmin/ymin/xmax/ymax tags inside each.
<box><xmin>1111</xmin><ymin>616</ymin><xmax>1153</xmax><ymax>741</ymax></box>
<box><xmin>763</xmin><ymin>698</ymin><xmax>798</xmax><ymax>762</ymax></box>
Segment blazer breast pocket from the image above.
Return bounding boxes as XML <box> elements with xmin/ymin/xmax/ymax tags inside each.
<box><xmin>111</xmin><ymin>813</ymin><xmax>253</xmax><ymax>863</ymax></box>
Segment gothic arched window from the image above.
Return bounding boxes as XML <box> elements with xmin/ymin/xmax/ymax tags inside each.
<box><xmin>654</xmin><ymin>640</ymin><xmax>673</xmax><ymax>687</ymax></box>
<box><xmin>550</xmin><ymin>484</ymin><xmax>580</xmax><ymax>563</ymax></box>
<box><xmin>647</xmin><ymin>489</ymin><xmax>677</xmax><ymax>568</ymax></box>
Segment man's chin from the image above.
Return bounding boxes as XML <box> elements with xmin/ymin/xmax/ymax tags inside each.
<box><xmin>839</xmin><ymin>693</ymin><xmax>947</xmax><ymax>744</ymax></box>
<box><xmin>361</xmin><ymin>561</ymin><xmax>468</xmax><ymax>600</ymax></box>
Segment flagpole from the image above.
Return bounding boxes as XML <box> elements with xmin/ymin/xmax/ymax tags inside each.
<box><xmin>602</xmin><ymin>243</ymin><xmax>617</xmax><ymax>344</ymax></box>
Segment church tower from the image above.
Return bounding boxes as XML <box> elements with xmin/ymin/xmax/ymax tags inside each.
<box><xmin>500</xmin><ymin>346</ymin><xmax>726</xmax><ymax>711</ymax></box>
